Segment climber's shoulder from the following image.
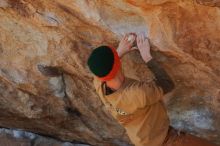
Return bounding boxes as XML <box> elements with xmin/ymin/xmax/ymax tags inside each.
<box><xmin>122</xmin><ymin>77</ymin><xmax>150</xmax><ymax>91</ymax></box>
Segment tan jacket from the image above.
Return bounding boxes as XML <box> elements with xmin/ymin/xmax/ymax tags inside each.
<box><xmin>93</xmin><ymin>77</ymin><xmax>170</xmax><ymax>146</ymax></box>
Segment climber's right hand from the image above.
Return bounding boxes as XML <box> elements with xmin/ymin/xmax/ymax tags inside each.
<box><xmin>117</xmin><ymin>33</ymin><xmax>136</xmax><ymax>58</ymax></box>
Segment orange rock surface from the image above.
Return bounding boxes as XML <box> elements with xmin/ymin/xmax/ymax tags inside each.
<box><xmin>0</xmin><ymin>0</ymin><xmax>220</xmax><ymax>145</ymax></box>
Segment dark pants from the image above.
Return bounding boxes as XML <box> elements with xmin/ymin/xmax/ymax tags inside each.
<box><xmin>163</xmin><ymin>127</ymin><xmax>218</xmax><ymax>146</ymax></box>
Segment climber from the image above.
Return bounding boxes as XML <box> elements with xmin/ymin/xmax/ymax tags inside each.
<box><xmin>87</xmin><ymin>33</ymin><xmax>218</xmax><ymax>146</ymax></box>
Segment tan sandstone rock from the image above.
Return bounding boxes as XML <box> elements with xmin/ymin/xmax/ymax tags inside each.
<box><xmin>0</xmin><ymin>0</ymin><xmax>220</xmax><ymax>145</ymax></box>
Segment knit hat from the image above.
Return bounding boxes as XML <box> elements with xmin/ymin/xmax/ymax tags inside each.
<box><xmin>87</xmin><ymin>46</ymin><xmax>121</xmax><ymax>81</ymax></box>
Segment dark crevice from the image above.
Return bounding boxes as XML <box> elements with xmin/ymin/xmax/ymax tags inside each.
<box><xmin>61</xmin><ymin>73</ymin><xmax>102</xmax><ymax>140</ymax></box>
<box><xmin>37</xmin><ymin>65</ymin><xmax>63</xmax><ymax>77</ymax></box>
<box><xmin>37</xmin><ymin>65</ymin><xmax>104</xmax><ymax>140</ymax></box>
<box><xmin>61</xmin><ymin>73</ymin><xmax>82</xmax><ymax>117</ymax></box>
<box><xmin>37</xmin><ymin>64</ymin><xmax>82</xmax><ymax>117</ymax></box>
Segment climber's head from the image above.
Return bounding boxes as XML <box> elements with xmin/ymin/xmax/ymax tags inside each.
<box><xmin>87</xmin><ymin>46</ymin><xmax>124</xmax><ymax>89</ymax></box>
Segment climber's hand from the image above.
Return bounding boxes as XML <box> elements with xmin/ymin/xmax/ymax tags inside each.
<box><xmin>137</xmin><ymin>34</ymin><xmax>152</xmax><ymax>63</ymax></box>
<box><xmin>117</xmin><ymin>33</ymin><xmax>136</xmax><ymax>58</ymax></box>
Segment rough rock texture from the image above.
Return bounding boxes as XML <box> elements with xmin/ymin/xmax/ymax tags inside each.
<box><xmin>0</xmin><ymin>0</ymin><xmax>220</xmax><ymax>145</ymax></box>
<box><xmin>0</xmin><ymin>128</ymin><xmax>90</xmax><ymax>146</ymax></box>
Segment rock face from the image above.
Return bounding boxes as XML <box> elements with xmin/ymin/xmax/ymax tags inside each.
<box><xmin>0</xmin><ymin>0</ymin><xmax>220</xmax><ymax>145</ymax></box>
<box><xmin>0</xmin><ymin>128</ymin><xmax>90</xmax><ymax>146</ymax></box>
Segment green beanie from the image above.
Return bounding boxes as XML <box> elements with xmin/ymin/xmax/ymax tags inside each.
<box><xmin>87</xmin><ymin>46</ymin><xmax>114</xmax><ymax>77</ymax></box>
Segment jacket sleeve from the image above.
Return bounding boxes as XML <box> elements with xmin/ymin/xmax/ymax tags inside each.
<box><xmin>117</xmin><ymin>81</ymin><xmax>163</xmax><ymax>113</ymax></box>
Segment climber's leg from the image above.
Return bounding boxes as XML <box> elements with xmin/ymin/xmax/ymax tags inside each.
<box><xmin>163</xmin><ymin>127</ymin><xmax>218</xmax><ymax>146</ymax></box>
